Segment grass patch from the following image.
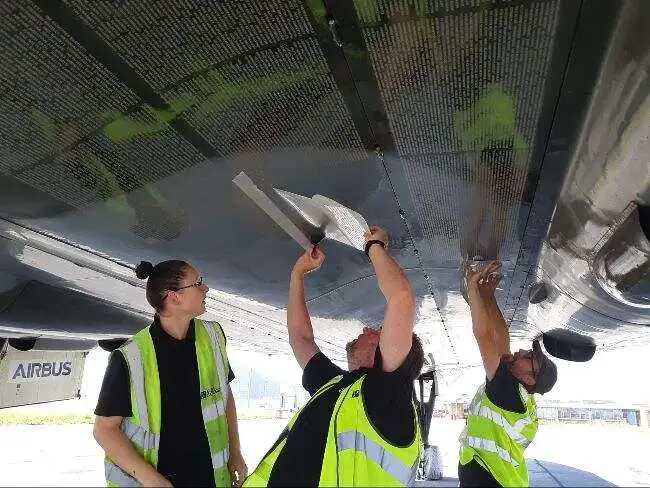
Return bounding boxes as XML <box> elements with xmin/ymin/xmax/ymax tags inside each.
<box><xmin>0</xmin><ymin>413</ymin><xmax>94</xmax><ymax>425</ymax></box>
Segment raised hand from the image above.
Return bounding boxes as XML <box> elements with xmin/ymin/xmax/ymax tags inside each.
<box><xmin>364</xmin><ymin>225</ymin><xmax>389</xmax><ymax>248</ymax></box>
<box><xmin>467</xmin><ymin>260</ymin><xmax>502</xmax><ymax>301</ymax></box>
<box><xmin>292</xmin><ymin>246</ymin><xmax>326</xmax><ymax>276</ymax></box>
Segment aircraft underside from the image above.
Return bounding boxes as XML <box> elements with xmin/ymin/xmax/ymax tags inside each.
<box><xmin>0</xmin><ymin>0</ymin><xmax>649</xmax><ymax>409</ymax></box>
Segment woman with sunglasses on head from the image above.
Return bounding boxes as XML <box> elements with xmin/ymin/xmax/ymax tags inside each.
<box><xmin>94</xmin><ymin>260</ymin><xmax>247</xmax><ymax>487</ymax></box>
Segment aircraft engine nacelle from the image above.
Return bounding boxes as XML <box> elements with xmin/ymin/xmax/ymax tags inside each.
<box><xmin>592</xmin><ymin>204</ymin><xmax>650</xmax><ymax>306</ymax></box>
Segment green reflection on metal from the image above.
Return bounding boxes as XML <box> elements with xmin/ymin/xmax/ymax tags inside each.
<box><xmin>354</xmin><ymin>0</ymin><xmax>502</xmax><ymax>25</ymax></box>
<box><xmin>30</xmin><ymin>107</ymin><xmax>174</xmax><ymax>221</ymax></box>
<box><xmin>103</xmin><ymin>99</ymin><xmax>193</xmax><ymax>143</ymax></box>
<box><xmin>454</xmin><ymin>83</ymin><xmax>529</xmax><ymax>167</ymax></box>
<box><xmin>30</xmin><ymin>107</ymin><xmax>135</xmax><ymax>217</ymax></box>
<box><xmin>104</xmin><ymin>68</ymin><xmax>322</xmax><ymax>142</ymax></box>
<box><xmin>304</xmin><ymin>0</ymin><xmax>327</xmax><ymax>25</ymax></box>
<box><xmin>353</xmin><ymin>0</ymin><xmax>381</xmax><ymax>24</ymax></box>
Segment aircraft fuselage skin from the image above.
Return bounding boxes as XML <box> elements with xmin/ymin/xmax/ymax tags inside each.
<box><xmin>0</xmin><ymin>0</ymin><xmax>648</xmax><ymax>370</ymax></box>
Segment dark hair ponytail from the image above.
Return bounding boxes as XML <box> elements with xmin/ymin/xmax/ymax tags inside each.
<box><xmin>135</xmin><ymin>261</ymin><xmax>154</xmax><ymax>279</ymax></box>
<box><xmin>135</xmin><ymin>260</ymin><xmax>189</xmax><ymax>312</ymax></box>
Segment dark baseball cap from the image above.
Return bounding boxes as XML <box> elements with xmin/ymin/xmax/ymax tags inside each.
<box><xmin>532</xmin><ymin>340</ymin><xmax>558</xmax><ymax>394</ymax></box>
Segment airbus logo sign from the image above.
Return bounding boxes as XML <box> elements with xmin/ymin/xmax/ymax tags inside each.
<box><xmin>8</xmin><ymin>361</ymin><xmax>73</xmax><ymax>383</ymax></box>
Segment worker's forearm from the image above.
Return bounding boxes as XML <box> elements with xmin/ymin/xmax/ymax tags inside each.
<box><xmin>485</xmin><ymin>295</ymin><xmax>509</xmax><ymax>340</ymax></box>
<box><xmin>468</xmin><ymin>293</ymin><xmax>493</xmax><ymax>338</ymax></box>
<box><xmin>368</xmin><ymin>245</ymin><xmax>411</xmax><ymax>302</ymax></box>
<box><xmin>226</xmin><ymin>387</ymin><xmax>242</xmax><ymax>454</ymax></box>
<box><xmin>469</xmin><ymin>292</ymin><xmax>509</xmax><ymax>345</ymax></box>
<box><xmin>287</xmin><ymin>270</ymin><xmax>315</xmax><ymax>344</ymax></box>
<box><xmin>94</xmin><ymin>425</ymin><xmax>159</xmax><ymax>484</ymax></box>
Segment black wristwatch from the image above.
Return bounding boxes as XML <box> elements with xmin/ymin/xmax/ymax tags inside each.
<box><xmin>364</xmin><ymin>239</ymin><xmax>386</xmax><ymax>258</ymax></box>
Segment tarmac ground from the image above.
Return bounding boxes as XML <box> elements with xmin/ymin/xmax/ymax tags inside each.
<box><xmin>1</xmin><ymin>418</ymin><xmax>648</xmax><ymax>487</ymax></box>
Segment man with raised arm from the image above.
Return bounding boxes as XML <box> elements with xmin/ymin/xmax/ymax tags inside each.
<box><xmin>458</xmin><ymin>260</ymin><xmax>558</xmax><ymax>487</ymax></box>
<box><xmin>244</xmin><ymin>226</ymin><xmax>424</xmax><ymax>487</ymax></box>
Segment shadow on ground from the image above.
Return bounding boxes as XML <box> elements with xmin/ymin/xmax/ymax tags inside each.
<box><xmin>528</xmin><ymin>459</ymin><xmax>617</xmax><ymax>487</ymax></box>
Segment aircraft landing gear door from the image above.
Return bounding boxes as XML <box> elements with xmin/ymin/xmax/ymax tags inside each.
<box><xmin>414</xmin><ymin>366</ymin><xmax>443</xmax><ymax>481</ymax></box>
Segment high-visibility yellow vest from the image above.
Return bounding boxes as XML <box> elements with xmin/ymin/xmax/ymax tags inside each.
<box><xmin>453</xmin><ymin>83</ymin><xmax>530</xmax><ymax>168</ymax></box>
<box><xmin>459</xmin><ymin>382</ymin><xmax>538</xmax><ymax>487</ymax></box>
<box><xmin>104</xmin><ymin>319</ymin><xmax>231</xmax><ymax>487</ymax></box>
<box><xmin>244</xmin><ymin>374</ymin><xmax>422</xmax><ymax>487</ymax></box>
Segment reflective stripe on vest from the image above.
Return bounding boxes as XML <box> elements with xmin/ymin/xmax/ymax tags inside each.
<box><xmin>336</xmin><ymin>431</ymin><xmax>419</xmax><ymax>485</ymax></box>
<box><xmin>461</xmin><ymin>434</ymin><xmax>519</xmax><ymax>466</ymax></box>
<box><xmin>459</xmin><ymin>383</ymin><xmax>537</xmax><ymax>487</ymax></box>
<box><xmin>199</xmin><ymin>320</ymin><xmax>231</xmax><ymax>486</ymax></box>
<box><xmin>203</xmin><ymin>401</ymin><xmax>226</xmax><ymax>423</ymax></box>
<box><xmin>242</xmin><ymin>376</ymin><xmax>344</xmax><ymax>488</ymax></box>
<box><xmin>324</xmin><ymin>375</ymin><xmax>421</xmax><ymax>486</ymax></box>
<box><xmin>203</xmin><ymin>321</ymin><xmax>228</xmax><ymax>405</ymax></box>
<box><xmin>121</xmin><ymin>417</ymin><xmax>160</xmax><ymax>451</ymax></box>
<box><xmin>471</xmin><ymin>403</ymin><xmax>533</xmax><ymax>448</ymax></box>
<box><xmin>245</xmin><ymin>373</ymin><xmax>421</xmax><ymax>487</ymax></box>
<box><xmin>105</xmin><ymin>460</ymin><xmax>139</xmax><ymax>487</ymax></box>
<box><xmin>212</xmin><ymin>446</ymin><xmax>230</xmax><ymax>471</ymax></box>
<box><xmin>121</xmin><ymin>342</ymin><xmax>149</xmax><ymax>431</ymax></box>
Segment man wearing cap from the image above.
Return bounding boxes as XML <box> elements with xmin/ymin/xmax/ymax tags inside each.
<box><xmin>458</xmin><ymin>260</ymin><xmax>557</xmax><ymax>487</ymax></box>
<box><xmin>244</xmin><ymin>225</ymin><xmax>424</xmax><ymax>487</ymax></box>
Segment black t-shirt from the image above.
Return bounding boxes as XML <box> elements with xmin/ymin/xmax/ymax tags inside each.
<box><xmin>458</xmin><ymin>361</ymin><xmax>526</xmax><ymax>487</ymax></box>
<box><xmin>95</xmin><ymin>318</ymin><xmax>234</xmax><ymax>487</ymax></box>
<box><xmin>485</xmin><ymin>360</ymin><xmax>525</xmax><ymax>414</ymax></box>
<box><xmin>268</xmin><ymin>346</ymin><xmax>417</xmax><ymax>487</ymax></box>
<box><xmin>458</xmin><ymin>459</ymin><xmax>500</xmax><ymax>488</ymax></box>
